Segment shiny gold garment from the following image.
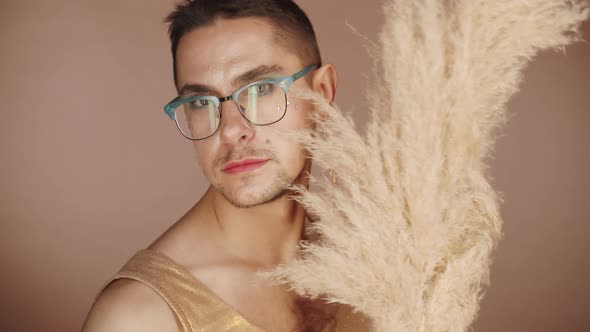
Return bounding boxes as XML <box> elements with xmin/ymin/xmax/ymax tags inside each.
<box><xmin>101</xmin><ymin>249</ymin><xmax>369</xmax><ymax>332</ymax></box>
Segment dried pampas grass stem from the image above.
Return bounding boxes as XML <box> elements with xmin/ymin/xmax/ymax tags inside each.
<box><xmin>261</xmin><ymin>0</ymin><xmax>589</xmax><ymax>331</ymax></box>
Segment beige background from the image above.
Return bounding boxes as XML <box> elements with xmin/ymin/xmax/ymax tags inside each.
<box><xmin>0</xmin><ymin>1</ymin><xmax>588</xmax><ymax>331</ymax></box>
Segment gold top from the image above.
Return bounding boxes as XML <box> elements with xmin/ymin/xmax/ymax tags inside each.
<box><xmin>102</xmin><ymin>249</ymin><xmax>369</xmax><ymax>332</ymax></box>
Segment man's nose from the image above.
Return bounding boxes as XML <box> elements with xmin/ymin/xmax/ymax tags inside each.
<box><xmin>217</xmin><ymin>100</ymin><xmax>255</xmax><ymax>144</ymax></box>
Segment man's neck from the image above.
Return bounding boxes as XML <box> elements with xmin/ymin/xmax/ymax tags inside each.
<box><xmin>204</xmin><ymin>185</ymin><xmax>306</xmax><ymax>267</ymax></box>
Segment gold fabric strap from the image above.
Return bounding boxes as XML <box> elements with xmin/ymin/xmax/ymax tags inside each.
<box><xmin>100</xmin><ymin>249</ymin><xmax>369</xmax><ymax>331</ymax></box>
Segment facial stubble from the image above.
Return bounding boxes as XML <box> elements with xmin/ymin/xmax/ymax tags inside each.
<box><xmin>215</xmin><ymin>166</ymin><xmax>299</xmax><ymax>209</ymax></box>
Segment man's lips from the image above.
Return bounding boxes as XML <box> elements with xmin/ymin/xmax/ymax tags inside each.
<box><xmin>222</xmin><ymin>158</ymin><xmax>269</xmax><ymax>174</ymax></box>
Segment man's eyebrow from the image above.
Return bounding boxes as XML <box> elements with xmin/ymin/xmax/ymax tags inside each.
<box><xmin>178</xmin><ymin>64</ymin><xmax>284</xmax><ymax>96</ymax></box>
<box><xmin>232</xmin><ymin>64</ymin><xmax>284</xmax><ymax>87</ymax></box>
<box><xmin>179</xmin><ymin>83</ymin><xmax>215</xmax><ymax>96</ymax></box>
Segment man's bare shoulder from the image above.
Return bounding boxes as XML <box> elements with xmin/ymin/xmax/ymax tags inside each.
<box><xmin>82</xmin><ymin>278</ymin><xmax>179</xmax><ymax>332</ymax></box>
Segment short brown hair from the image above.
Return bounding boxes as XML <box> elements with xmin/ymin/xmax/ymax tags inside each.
<box><xmin>165</xmin><ymin>0</ymin><xmax>322</xmax><ymax>86</ymax></box>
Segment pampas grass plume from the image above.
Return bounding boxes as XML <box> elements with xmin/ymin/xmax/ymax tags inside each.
<box><xmin>261</xmin><ymin>1</ymin><xmax>589</xmax><ymax>331</ymax></box>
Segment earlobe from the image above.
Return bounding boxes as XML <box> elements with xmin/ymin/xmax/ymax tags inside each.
<box><xmin>312</xmin><ymin>64</ymin><xmax>338</xmax><ymax>105</ymax></box>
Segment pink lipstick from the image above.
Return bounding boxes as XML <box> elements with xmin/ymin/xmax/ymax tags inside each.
<box><xmin>223</xmin><ymin>159</ymin><xmax>269</xmax><ymax>174</ymax></box>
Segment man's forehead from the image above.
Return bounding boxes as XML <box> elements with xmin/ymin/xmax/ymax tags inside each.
<box><xmin>177</xmin><ymin>17</ymin><xmax>280</xmax><ymax>61</ymax></box>
<box><xmin>178</xmin><ymin>18</ymin><xmax>300</xmax><ymax>60</ymax></box>
<box><xmin>175</xmin><ymin>18</ymin><xmax>301</xmax><ymax>92</ymax></box>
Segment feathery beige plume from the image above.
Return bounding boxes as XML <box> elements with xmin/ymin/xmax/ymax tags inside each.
<box><xmin>262</xmin><ymin>0</ymin><xmax>589</xmax><ymax>331</ymax></box>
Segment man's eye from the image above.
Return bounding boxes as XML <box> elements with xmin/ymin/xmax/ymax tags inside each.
<box><xmin>255</xmin><ymin>83</ymin><xmax>274</xmax><ymax>96</ymax></box>
<box><xmin>190</xmin><ymin>99</ymin><xmax>210</xmax><ymax>109</ymax></box>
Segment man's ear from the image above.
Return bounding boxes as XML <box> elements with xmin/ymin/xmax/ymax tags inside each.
<box><xmin>311</xmin><ymin>64</ymin><xmax>338</xmax><ymax>105</ymax></box>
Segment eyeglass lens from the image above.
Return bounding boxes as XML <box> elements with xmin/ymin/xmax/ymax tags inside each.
<box><xmin>174</xmin><ymin>82</ymin><xmax>287</xmax><ymax>140</ymax></box>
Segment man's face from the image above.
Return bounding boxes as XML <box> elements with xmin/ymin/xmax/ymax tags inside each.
<box><xmin>175</xmin><ymin>18</ymin><xmax>314</xmax><ymax>208</ymax></box>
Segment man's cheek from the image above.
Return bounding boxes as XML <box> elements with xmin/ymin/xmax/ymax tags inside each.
<box><xmin>291</xmin><ymin>101</ymin><xmax>315</xmax><ymax>128</ymax></box>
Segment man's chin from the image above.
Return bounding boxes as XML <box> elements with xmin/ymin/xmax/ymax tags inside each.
<box><xmin>218</xmin><ymin>186</ymin><xmax>289</xmax><ymax>209</ymax></box>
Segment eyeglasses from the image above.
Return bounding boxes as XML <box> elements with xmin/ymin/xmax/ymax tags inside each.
<box><xmin>164</xmin><ymin>64</ymin><xmax>318</xmax><ymax>140</ymax></box>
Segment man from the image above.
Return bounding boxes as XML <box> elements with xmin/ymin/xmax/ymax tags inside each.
<box><xmin>82</xmin><ymin>0</ymin><xmax>343</xmax><ymax>331</ymax></box>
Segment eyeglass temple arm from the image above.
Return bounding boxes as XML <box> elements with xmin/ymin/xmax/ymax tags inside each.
<box><xmin>164</xmin><ymin>96</ymin><xmax>182</xmax><ymax>120</ymax></box>
<box><xmin>291</xmin><ymin>64</ymin><xmax>318</xmax><ymax>82</ymax></box>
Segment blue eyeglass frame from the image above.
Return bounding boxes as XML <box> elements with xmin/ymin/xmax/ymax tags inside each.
<box><xmin>163</xmin><ymin>64</ymin><xmax>318</xmax><ymax>140</ymax></box>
